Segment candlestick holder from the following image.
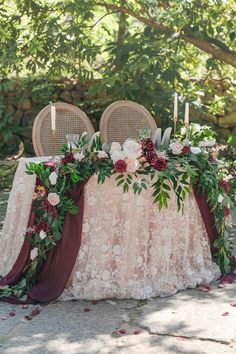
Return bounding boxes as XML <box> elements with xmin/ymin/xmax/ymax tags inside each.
<box><xmin>185</xmin><ymin>123</ymin><xmax>189</xmax><ymax>140</ymax></box>
<box><xmin>49</xmin><ymin>129</ymin><xmax>57</xmax><ymax>161</ymax></box>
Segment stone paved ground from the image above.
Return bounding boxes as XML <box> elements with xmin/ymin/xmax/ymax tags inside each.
<box><xmin>0</xmin><ymin>191</ymin><xmax>236</xmax><ymax>354</ymax></box>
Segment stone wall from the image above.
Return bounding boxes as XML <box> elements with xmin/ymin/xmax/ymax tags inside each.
<box><xmin>0</xmin><ymin>78</ymin><xmax>99</xmax><ymax>154</ymax></box>
<box><xmin>0</xmin><ymin>77</ymin><xmax>235</xmax><ymax>156</ymax></box>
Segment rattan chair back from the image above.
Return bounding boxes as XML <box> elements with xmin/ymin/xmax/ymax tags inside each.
<box><xmin>99</xmin><ymin>100</ymin><xmax>157</xmax><ymax>143</ymax></box>
<box><xmin>32</xmin><ymin>102</ymin><xmax>95</xmax><ymax>156</ymax></box>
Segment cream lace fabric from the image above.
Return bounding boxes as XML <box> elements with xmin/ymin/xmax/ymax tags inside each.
<box><xmin>0</xmin><ymin>160</ymin><xmax>220</xmax><ymax>299</ymax></box>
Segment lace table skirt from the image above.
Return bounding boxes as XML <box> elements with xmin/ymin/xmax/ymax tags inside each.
<box><xmin>0</xmin><ymin>158</ymin><xmax>220</xmax><ymax>300</ymax></box>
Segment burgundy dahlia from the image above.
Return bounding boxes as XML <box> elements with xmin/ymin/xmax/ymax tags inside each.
<box><xmin>219</xmin><ymin>180</ymin><xmax>230</xmax><ymax>194</ymax></box>
<box><xmin>41</xmin><ymin>199</ymin><xmax>57</xmax><ymax>217</ymax></box>
<box><xmin>35</xmin><ymin>220</ymin><xmax>50</xmax><ymax>233</ymax></box>
<box><xmin>141</xmin><ymin>138</ymin><xmax>154</xmax><ymax>152</ymax></box>
<box><xmin>223</xmin><ymin>207</ymin><xmax>230</xmax><ymax>218</ymax></box>
<box><xmin>146</xmin><ymin>150</ymin><xmax>158</xmax><ymax>165</ymax></box>
<box><xmin>114</xmin><ymin>160</ymin><xmax>127</xmax><ymax>173</ymax></box>
<box><xmin>63</xmin><ymin>152</ymin><xmax>75</xmax><ymax>164</ymax></box>
<box><xmin>182</xmin><ymin>146</ymin><xmax>191</xmax><ymax>154</ymax></box>
<box><xmin>153</xmin><ymin>157</ymin><xmax>168</xmax><ymax>171</ymax></box>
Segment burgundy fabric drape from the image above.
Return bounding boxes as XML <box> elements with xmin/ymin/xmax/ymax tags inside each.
<box><xmin>0</xmin><ymin>181</ymin><xmax>86</xmax><ymax>304</ymax></box>
<box><xmin>193</xmin><ymin>188</ymin><xmax>218</xmax><ymax>254</ymax></box>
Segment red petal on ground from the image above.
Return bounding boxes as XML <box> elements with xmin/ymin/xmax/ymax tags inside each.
<box><xmin>221</xmin><ymin>312</ymin><xmax>229</xmax><ymax>316</ymax></box>
<box><xmin>30</xmin><ymin>307</ymin><xmax>41</xmax><ymax>317</ymax></box>
<box><xmin>83</xmin><ymin>307</ymin><xmax>91</xmax><ymax>312</ymax></box>
<box><xmin>197</xmin><ymin>286</ymin><xmax>211</xmax><ymax>292</ymax></box>
<box><xmin>118</xmin><ymin>329</ymin><xmax>126</xmax><ymax>334</ymax></box>
<box><xmin>133</xmin><ymin>329</ymin><xmax>141</xmax><ymax>335</ymax></box>
<box><xmin>91</xmin><ymin>300</ymin><xmax>98</xmax><ymax>305</ymax></box>
<box><xmin>24</xmin><ymin>315</ymin><xmax>32</xmax><ymax>321</ymax></box>
<box><xmin>218</xmin><ymin>283</ymin><xmax>228</xmax><ymax>288</ymax></box>
<box><xmin>230</xmin><ymin>301</ymin><xmax>236</xmax><ymax>307</ymax></box>
<box><xmin>9</xmin><ymin>312</ymin><xmax>16</xmax><ymax>317</ymax></box>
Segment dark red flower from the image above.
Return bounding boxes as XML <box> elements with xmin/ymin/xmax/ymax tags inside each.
<box><xmin>153</xmin><ymin>157</ymin><xmax>168</xmax><ymax>171</ymax></box>
<box><xmin>219</xmin><ymin>180</ymin><xmax>230</xmax><ymax>194</ymax></box>
<box><xmin>182</xmin><ymin>146</ymin><xmax>191</xmax><ymax>154</ymax></box>
<box><xmin>63</xmin><ymin>152</ymin><xmax>75</xmax><ymax>164</ymax></box>
<box><xmin>141</xmin><ymin>138</ymin><xmax>154</xmax><ymax>152</ymax></box>
<box><xmin>35</xmin><ymin>220</ymin><xmax>50</xmax><ymax>233</ymax></box>
<box><xmin>41</xmin><ymin>199</ymin><xmax>57</xmax><ymax>217</ymax></box>
<box><xmin>145</xmin><ymin>150</ymin><xmax>158</xmax><ymax>165</ymax></box>
<box><xmin>114</xmin><ymin>160</ymin><xmax>127</xmax><ymax>173</ymax></box>
<box><xmin>223</xmin><ymin>207</ymin><xmax>230</xmax><ymax>217</ymax></box>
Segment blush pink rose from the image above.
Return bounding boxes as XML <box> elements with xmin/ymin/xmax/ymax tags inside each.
<box><xmin>126</xmin><ymin>158</ymin><xmax>140</xmax><ymax>173</ymax></box>
<box><xmin>47</xmin><ymin>192</ymin><xmax>60</xmax><ymax>206</ymax></box>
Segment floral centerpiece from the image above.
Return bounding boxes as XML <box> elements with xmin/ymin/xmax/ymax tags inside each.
<box><xmin>0</xmin><ymin>126</ymin><xmax>235</xmax><ymax>300</ymax></box>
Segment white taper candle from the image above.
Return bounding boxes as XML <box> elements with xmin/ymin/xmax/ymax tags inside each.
<box><xmin>184</xmin><ymin>103</ymin><xmax>189</xmax><ymax>125</ymax></box>
<box><xmin>51</xmin><ymin>105</ymin><xmax>56</xmax><ymax>131</ymax></box>
<box><xmin>174</xmin><ymin>92</ymin><xmax>178</xmax><ymax>122</ymax></box>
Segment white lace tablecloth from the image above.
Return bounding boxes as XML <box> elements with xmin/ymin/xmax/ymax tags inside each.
<box><xmin>0</xmin><ymin>157</ymin><xmax>220</xmax><ymax>300</ymax></box>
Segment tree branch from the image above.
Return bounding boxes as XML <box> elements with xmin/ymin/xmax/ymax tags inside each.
<box><xmin>96</xmin><ymin>1</ymin><xmax>236</xmax><ymax>68</ymax></box>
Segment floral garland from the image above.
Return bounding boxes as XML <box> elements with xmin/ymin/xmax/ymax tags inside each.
<box><xmin>0</xmin><ymin>127</ymin><xmax>235</xmax><ymax>300</ymax></box>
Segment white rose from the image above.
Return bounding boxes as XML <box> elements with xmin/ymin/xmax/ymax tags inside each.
<box><xmin>218</xmin><ymin>194</ymin><xmax>224</xmax><ymax>203</ymax></box>
<box><xmin>74</xmin><ymin>152</ymin><xmax>85</xmax><ymax>162</ymax></box>
<box><xmin>170</xmin><ymin>141</ymin><xmax>183</xmax><ymax>155</ymax></box>
<box><xmin>199</xmin><ymin>139</ymin><xmax>216</xmax><ymax>147</ymax></box>
<box><xmin>126</xmin><ymin>158</ymin><xmax>140</xmax><ymax>173</ymax></box>
<box><xmin>111</xmin><ymin>150</ymin><xmax>125</xmax><ymax>162</ymax></box>
<box><xmin>110</xmin><ymin>142</ymin><xmax>122</xmax><ymax>154</ymax></box>
<box><xmin>48</xmin><ymin>192</ymin><xmax>60</xmax><ymax>206</ymax></box>
<box><xmin>30</xmin><ymin>247</ymin><xmax>38</xmax><ymax>260</ymax></box>
<box><xmin>49</xmin><ymin>171</ymin><xmax>58</xmax><ymax>185</ymax></box>
<box><xmin>123</xmin><ymin>140</ymin><xmax>142</xmax><ymax>159</ymax></box>
<box><xmin>39</xmin><ymin>230</ymin><xmax>47</xmax><ymax>240</ymax></box>
<box><xmin>190</xmin><ymin>147</ymin><xmax>201</xmax><ymax>154</ymax></box>
<box><xmin>97</xmin><ymin>150</ymin><xmax>108</xmax><ymax>159</ymax></box>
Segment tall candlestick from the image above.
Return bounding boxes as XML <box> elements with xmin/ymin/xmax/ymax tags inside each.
<box><xmin>184</xmin><ymin>103</ymin><xmax>189</xmax><ymax>125</ymax></box>
<box><xmin>51</xmin><ymin>105</ymin><xmax>56</xmax><ymax>131</ymax></box>
<box><xmin>173</xmin><ymin>92</ymin><xmax>178</xmax><ymax>122</ymax></box>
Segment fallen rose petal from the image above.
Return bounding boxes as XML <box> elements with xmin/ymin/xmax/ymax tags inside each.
<box><xmin>118</xmin><ymin>329</ymin><xmax>126</xmax><ymax>334</ymax></box>
<box><xmin>31</xmin><ymin>307</ymin><xmax>41</xmax><ymax>317</ymax></box>
<box><xmin>24</xmin><ymin>315</ymin><xmax>32</xmax><ymax>321</ymax></box>
<box><xmin>197</xmin><ymin>286</ymin><xmax>211</xmax><ymax>293</ymax></box>
<box><xmin>21</xmin><ymin>304</ymin><xmax>28</xmax><ymax>309</ymax></box>
<box><xmin>133</xmin><ymin>329</ymin><xmax>141</xmax><ymax>335</ymax></box>
<box><xmin>91</xmin><ymin>300</ymin><xmax>98</xmax><ymax>305</ymax></box>
<box><xmin>83</xmin><ymin>307</ymin><xmax>91</xmax><ymax>312</ymax></box>
<box><xmin>219</xmin><ymin>283</ymin><xmax>228</xmax><ymax>288</ymax></box>
<box><xmin>221</xmin><ymin>312</ymin><xmax>229</xmax><ymax>316</ymax></box>
<box><xmin>230</xmin><ymin>301</ymin><xmax>236</xmax><ymax>307</ymax></box>
<box><xmin>9</xmin><ymin>312</ymin><xmax>16</xmax><ymax>317</ymax></box>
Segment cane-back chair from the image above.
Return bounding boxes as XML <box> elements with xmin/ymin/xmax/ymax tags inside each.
<box><xmin>32</xmin><ymin>102</ymin><xmax>95</xmax><ymax>156</ymax></box>
<box><xmin>99</xmin><ymin>100</ymin><xmax>157</xmax><ymax>144</ymax></box>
